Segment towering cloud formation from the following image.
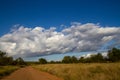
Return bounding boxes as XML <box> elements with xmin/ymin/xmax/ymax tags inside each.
<box><xmin>0</xmin><ymin>23</ymin><xmax>120</xmax><ymax>58</ymax></box>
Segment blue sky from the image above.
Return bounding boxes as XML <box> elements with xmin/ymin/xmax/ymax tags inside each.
<box><xmin>0</xmin><ymin>0</ymin><xmax>120</xmax><ymax>36</ymax></box>
<box><xmin>0</xmin><ymin>0</ymin><xmax>120</xmax><ymax>61</ymax></box>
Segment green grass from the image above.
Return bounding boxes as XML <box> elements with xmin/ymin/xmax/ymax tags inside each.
<box><xmin>33</xmin><ymin>63</ymin><xmax>120</xmax><ymax>80</ymax></box>
<box><xmin>0</xmin><ymin>66</ymin><xmax>19</xmax><ymax>79</ymax></box>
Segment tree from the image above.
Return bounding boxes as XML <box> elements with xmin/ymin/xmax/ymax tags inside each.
<box><xmin>79</xmin><ymin>53</ymin><xmax>104</xmax><ymax>63</ymax></box>
<box><xmin>62</xmin><ymin>56</ymin><xmax>72</xmax><ymax>63</ymax></box>
<box><xmin>0</xmin><ymin>51</ymin><xmax>6</xmax><ymax>58</ymax></box>
<box><xmin>71</xmin><ymin>56</ymin><xmax>78</xmax><ymax>63</ymax></box>
<box><xmin>87</xmin><ymin>53</ymin><xmax>104</xmax><ymax>62</ymax></box>
<box><xmin>3</xmin><ymin>57</ymin><xmax>13</xmax><ymax>65</ymax></box>
<box><xmin>39</xmin><ymin>58</ymin><xmax>47</xmax><ymax>64</ymax></box>
<box><xmin>92</xmin><ymin>53</ymin><xmax>103</xmax><ymax>62</ymax></box>
<box><xmin>0</xmin><ymin>51</ymin><xmax>14</xmax><ymax>65</ymax></box>
<box><xmin>79</xmin><ymin>57</ymin><xmax>85</xmax><ymax>63</ymax></box>
<box><xmin>96</xmin><ymin>53</ymin><xmax>104</xmax><ymax>62</ymax></box>
<box><xmin>62</xmin><ymin>56</ymin><xmax>78</xmax><ymax>63</ymax></box>
<box><xmin>13</xmin><ymin>57</ymin><xmax>26</xmax><ymax>65</ymax></box>
<box><xmin>108</xmin><ymin>48</ymin><xmax>120</xmax><ymax>62</ymax></box>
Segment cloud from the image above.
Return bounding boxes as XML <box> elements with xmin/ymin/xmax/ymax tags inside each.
<box><xmin>81</xmin><ymin>51</ymin><xmax>108</xmax><ymax>58</ymax></box>
<box><xmin>0</xmin><ymin>23</ymin><xmax>120</xmax><ymax>58</ymax></box>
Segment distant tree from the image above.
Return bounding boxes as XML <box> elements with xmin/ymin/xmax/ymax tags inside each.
<box><xmin>71</xmin><ymin>56</ymin><xmax>78</xmax><ymax>63</ymax></box>
<box><xmin>79</xmin><ymin>53</ymin><xmax>104</xmax><ymax>63</ymax></box>
<box><xmin>0</xmin><ymin>51</ymin><xmax>14</xmax><ymax>65</ymax></box>
<box><xmin>96</xmin><ymin>53</ymin><xmax>104</xmax><ymax>62</ymax></box>
<box><xmin>13</xmin><ymin>57</ymin><xmax>26</xmax><ymax>65</ymax></box>
<box><xmin>61</xmin><ymin>48</ymin><xmax>120</xmax><ymax>63</ymax></box>
<box><xmin>79</xmin><ymin>57</ymin><xmax>85</xmax><ymax>63</ymax></box>
<box><xmin>87</xmin><ymin>53</ymin><xmax>104</xmax><ymax>62</ymax></box>
<box><xmin>62</xmin><ymin>56</ymin><xmax>72</xmax><ymax>63</ymax></box>
<box><xmin>3</xmin><ymin>57</ymin><xmax>13</xmax><ymax>65</ymax></box>
<box><xmin>0</xmin><ymin>51</ymin><xmax>6</xmax><ymax>58</ymax></box>
<box><xmin>50</xmin><ymin>60</ymin><xmax>55</xmax><ymax>64</ymax></box>
<box><xmin>108</xmin><ymin>48</ymin><xmax>120</xmax><ymax>62</ymax></box>
<box><xmin>92</xmin><ymin>53</ymin><xmax>103</xmax><ymax>62</ymax></box>
<box><xmin>49</xmin><ymin>61</ymin><xmax>62</xmax><ymax>64</ymax></box>
<box><xmin>39</xmin><ymin>58</ymin><xmax>47</xmax><ymax>64</ymax></box>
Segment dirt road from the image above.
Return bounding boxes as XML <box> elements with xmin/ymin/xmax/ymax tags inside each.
<box><xmin>1</xmin><ymin>66</ymin><xmax>63</xmax><ymax>80</ymax></box>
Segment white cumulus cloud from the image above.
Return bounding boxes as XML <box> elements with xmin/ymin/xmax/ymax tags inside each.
<box><xmin>0</xmin><ymin>23</ymin><xmax>120</xmax><ymax>58</ymax></box>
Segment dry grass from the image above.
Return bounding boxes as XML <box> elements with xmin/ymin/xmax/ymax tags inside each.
<box><xmin>33</xmin><ymin>63</ymin><xmax>120</xmax><ymax>80</ymax></box>
<box><xmin>0</xmin><ymin>66</ymin><xmax>19</xmax><ymax>79</ymax></box>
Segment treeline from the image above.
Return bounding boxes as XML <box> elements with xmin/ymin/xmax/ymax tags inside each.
<box><xmin>39</xmin><ymin>48</ymin><xmax>120</xmax><ymax>64</ymax></box>
<box><xmin>0</xmin><ymin>51</ymin><xmax>26</xmax><ymax>66</ymax></box>
<box><xmin>1</xmin><ymin>47</ymin><xmax>120</xmax><ymax>65</ymax></box>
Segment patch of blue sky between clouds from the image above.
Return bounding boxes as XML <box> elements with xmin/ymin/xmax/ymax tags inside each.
<box><xmin>23</xmin><ymin>51</ymin><xmax>107</xmax><ymax>61</ymax></box>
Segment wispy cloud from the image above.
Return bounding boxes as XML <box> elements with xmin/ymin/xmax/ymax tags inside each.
<box><xmin>0</xmin><ymin>22</ymin><xmax>120</xmax><ymax>58</ymax></box>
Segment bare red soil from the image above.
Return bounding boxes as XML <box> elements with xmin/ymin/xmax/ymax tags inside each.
<box><xmin>1</xmin><ymin>66</ymin><xmax>63</xmax><ymax>80</ymax></box>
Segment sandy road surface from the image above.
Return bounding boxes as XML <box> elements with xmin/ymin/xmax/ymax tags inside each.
<box><xmin>1</xmin><ymin>66</ymin><xmax>63</xmax><ymax>80</ymax></box>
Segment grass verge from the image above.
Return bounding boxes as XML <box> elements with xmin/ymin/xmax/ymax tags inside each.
<box><xmin>0</xmin><ymin>66</ymin><xmax>19</xmax><ymax>79</ymax></box>
<box><xmin>33</xmin><ymin>63</ymin><xmax>120</xmax><ymax>80</ymax></box>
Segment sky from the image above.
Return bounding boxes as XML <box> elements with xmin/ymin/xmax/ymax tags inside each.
<box><xmin>0</xmin><ymin>0</ymin><xmax>120</xmax><ymax>61</ymax></box>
